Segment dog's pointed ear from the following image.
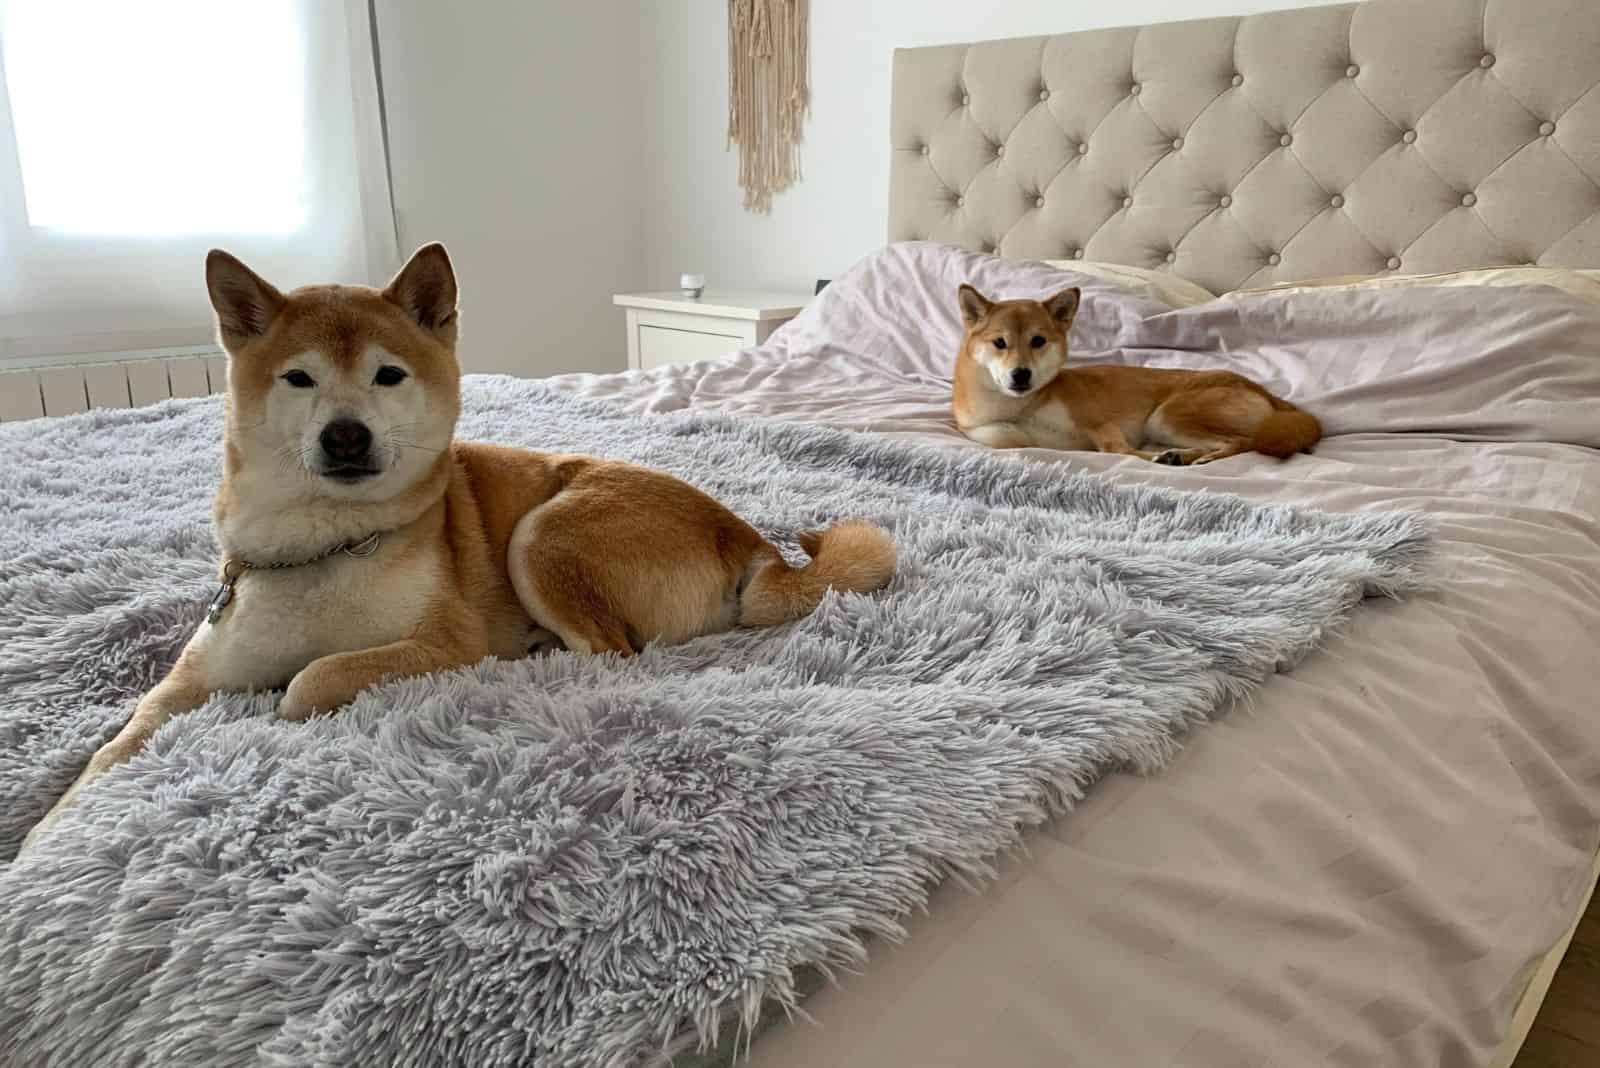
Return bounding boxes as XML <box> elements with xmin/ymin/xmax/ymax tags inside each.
<box><xmin>957</xmin><ymin>284</ymin><xmax>993</xmax><ymax>328</ymax></box>
<box><xmin>1045</xmin><ymin>286</ymin><xmax>1081</xmax><ymax>326</ymax></box>
<box><xmin>384</xmin><ymin>243</ymin><xmax>458</xmax><ymax>334</ymax></box>
<box><xmin>206</xmin><ymin>250</ymin><xmax>285</xmax><ymax>345</ymax></box>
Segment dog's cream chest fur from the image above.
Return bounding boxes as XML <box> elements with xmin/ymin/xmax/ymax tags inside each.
<box><xmin>963</xmin><ymin>393</ymin><xmax>1093</xmax><ymax>450</ymax></box>
<box><xmin>1019</xmin><ymin>397</ymin><xmax>1092</xmax><ymax>449</ymax></box>
<box><xmin>193</xmin><ymin>543</ymin><xmax>441</xmax><ymax>691</ymax></box>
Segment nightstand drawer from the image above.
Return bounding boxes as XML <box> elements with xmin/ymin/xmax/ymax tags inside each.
<box><xmin>637</xmin><ymin>326</ymin><xmax>742</xmax><ymax>370</ymax></box>
<box><xmin>614</xmin><ymin>289</ymin><xmax>810</xmax><ymax>372</ymax></box>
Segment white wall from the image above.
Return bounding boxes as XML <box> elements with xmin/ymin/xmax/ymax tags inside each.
<box><xmin>375</xmin><ymin>1</ymin><xmax>1354</xmax><ymax>377</ymax></box>
<box><xmin>638</xmin><ymin>0</ymin><xmax>1351</xmax><ymax>296</ymax></box>
<box><xmin>376</xmin><ymin>0</ymin><xmax>642</xmax><ymax>376</ymax></box>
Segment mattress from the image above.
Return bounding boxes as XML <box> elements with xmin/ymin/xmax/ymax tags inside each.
<box><xmin>1490</xmin><ymin>848</ymin><xmax>1600</xmax><ymax>1068</ymax></box>
<box><xmin>546</xmin><ymin>244</ymin><xmax>1600</xmax><ymax>1066</ymax></box>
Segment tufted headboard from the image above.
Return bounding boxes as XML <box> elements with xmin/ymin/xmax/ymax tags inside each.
<box><xmin>888</xmin><ymin>0</ymin><xmax>1600</xmax><ymax>294</ymax></box>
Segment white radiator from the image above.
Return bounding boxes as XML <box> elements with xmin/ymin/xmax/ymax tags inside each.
<box><xmin>0</xmin><ymin>350</ymin><xmax>227</xmax><ymax>422</ymax></box>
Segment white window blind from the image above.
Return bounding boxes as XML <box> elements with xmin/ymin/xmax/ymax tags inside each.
<box><xmin>0</xmin><ymin>0</ymin><xmax>397</xmax><ymax>363</ymax></box>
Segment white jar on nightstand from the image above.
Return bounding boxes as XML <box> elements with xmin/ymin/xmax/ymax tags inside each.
<box><xmin>612</xmin><ymin>289</ymin><xmax>811</xmax><ymax>371</ymax></box>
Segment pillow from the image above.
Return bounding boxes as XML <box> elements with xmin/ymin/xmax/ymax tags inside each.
<box><xmin>1041</xmin><ymin>260</ymin><xmax>1217</xmax><ymax>308</ymax></box>
<box><xmin>1223</xmin><ymin>265</ymin><xmax>1600</xmax><ymax>305</ymax></box>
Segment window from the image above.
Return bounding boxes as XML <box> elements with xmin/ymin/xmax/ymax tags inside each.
<box><xmin>0</xmin><ymin>0</ymin><xmax>396</xmax><ymax>363</ymax></box>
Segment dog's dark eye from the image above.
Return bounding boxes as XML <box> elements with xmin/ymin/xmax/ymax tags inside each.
<box><xmin>1030</xmin><ymin>335</ymin><xmax>1046</xmax><ymax>349</ymax></box>
<box><xmin>374</xmin><ymin>365</ymin><xmax>408</xmax><ymax>387</ymax></box>
<box><xmin>281</xmin><ymin>370</ymin><xmax>315</xmax><ymax>388</ymax></box>
<box><xmin>993</xmin><ymin>337</ymin><xmax>1008</xmax><ymax>350</ymax></box>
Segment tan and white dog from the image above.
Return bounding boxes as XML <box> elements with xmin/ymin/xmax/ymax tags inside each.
<box><xmin>21</xmin><ymin>244</ymin><xmax>895</xmax><ymax>850</ymax></box>
<box><xmin>952</xmin><ymin>284</ymin><xmax>1321</xmax><ymax>464</ymax></box>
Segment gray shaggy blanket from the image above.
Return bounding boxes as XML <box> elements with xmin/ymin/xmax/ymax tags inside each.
<box><xmin>0</xmin><ymin>377</ymin><xmax>1428</xmax><ymax>1067</ymax></box>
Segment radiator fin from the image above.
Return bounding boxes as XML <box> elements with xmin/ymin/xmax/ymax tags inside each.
<box><xmin>0</xmin><ymin>353</ymin><xmax>227</xmax><ymax>421</ymax></box>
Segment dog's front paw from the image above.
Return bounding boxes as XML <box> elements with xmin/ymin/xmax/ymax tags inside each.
<box><xmin>19</xmin><ymin>793</ymin><xmax>77</xmax><ymax>854</ymax></box>
<box><xmin>278</xmin><ymin>666</ymin><xmax>344</xmax><ymax>722</ymax></box>
<box><xmin>275</xmin><ymin>692</ymin><xmax>318</xmax><ymax>722</ymax></box>
<box><xmin>20</xmin><ymin>756</ymin><xmax>112</xmax><ymax>853</ymax></box>
<box><xmin>1153</xmin><ymin>449</ymin><xmax>1189</xmax><ymax>466</ymax></box>
<box><xmin>18</xmin><ymin>817</ymin><xmax>54</xmax><ymax>855</ymax></box>
<box><xmin>276</xmin><ymin>681</ymin><xmax>327</xmax><ymax>722</ymax></box>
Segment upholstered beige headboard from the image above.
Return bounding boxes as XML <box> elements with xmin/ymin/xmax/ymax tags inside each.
<box><xmin>888</xmin><ymin>0</ymin><xmax>1600</xmax><ymax>293</ymax></box>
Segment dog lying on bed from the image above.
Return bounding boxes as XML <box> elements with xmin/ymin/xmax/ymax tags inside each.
<box><xmin>20</xmin><ymin>244</ymin><xmax>895</xmax><ymax>851</ymax></box>
<box><xmin>952</xmin><ymin>284</ymin><xmax>1321</xmax><ymax>464</ymax></box>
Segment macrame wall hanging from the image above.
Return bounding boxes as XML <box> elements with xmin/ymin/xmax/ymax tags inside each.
<box><xmin>727</xmin><ymin>0</ymin><xmax>810</xmax><ymax>213</ymax></box>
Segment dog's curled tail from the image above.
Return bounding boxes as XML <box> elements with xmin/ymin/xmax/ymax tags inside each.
<box><xmin>739</xmin><ymin>520</ymin><xmax>897</xmax><ymax>627</ymax></box>
<box><xmin>1253</xmin><ymin>399</ymin><xmax>1323</xmax><ymax>459</ymax></box>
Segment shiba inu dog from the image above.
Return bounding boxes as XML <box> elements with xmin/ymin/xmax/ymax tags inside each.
<box><xmin>951</xmin><ymin>284</ymin><xmax>1321</xmax><ymax>464</ymax></box>
<box><xmin>20</xmin><ymin>244</ymin><xmax>896</xmax><ymax>850</ymax></box>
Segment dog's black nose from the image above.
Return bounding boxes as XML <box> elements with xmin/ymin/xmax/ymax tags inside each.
<box><xmin>320</xmin><ymin>419</ymin><xmax>372</xmax><ymax>462</ymax></box>
<box><xmin>1009</xmin><ymin>367</ymin><xmax>1032</xmax><ymax>390</ymax></box>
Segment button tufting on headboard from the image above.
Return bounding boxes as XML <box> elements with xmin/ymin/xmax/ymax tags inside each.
<box><xmin>888</xmin><ymin>0</ymin><xmax>1600</xmax><ymax>292</ymax></box>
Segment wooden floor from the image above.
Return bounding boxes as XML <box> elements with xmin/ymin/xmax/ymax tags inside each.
<box><xmin>1513</xmin><ymin>890</ymin><xmax>1600</xmax><ymax>1067</ymax></box>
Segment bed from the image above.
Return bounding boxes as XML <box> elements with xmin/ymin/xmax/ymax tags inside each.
<box><xmin>563</xmin><ymin>247</ymin><xmax>1600</xmax><ymax>1067</ymax></box>
<box><xmin>553</xmin><ymin>0</ymin><xmax>1600</xmax><ymax>1063</ymax></box>
<box><xmin>3</xmin><ymin>1</ymin><xmax>1600</xmax><ymax>1066</ymax></box>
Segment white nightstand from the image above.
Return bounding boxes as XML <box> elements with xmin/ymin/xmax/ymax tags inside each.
<box><xmin>612</xmin><ymin>290</ymin><xmax>810</xmax><ymax>371</ymax></box>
